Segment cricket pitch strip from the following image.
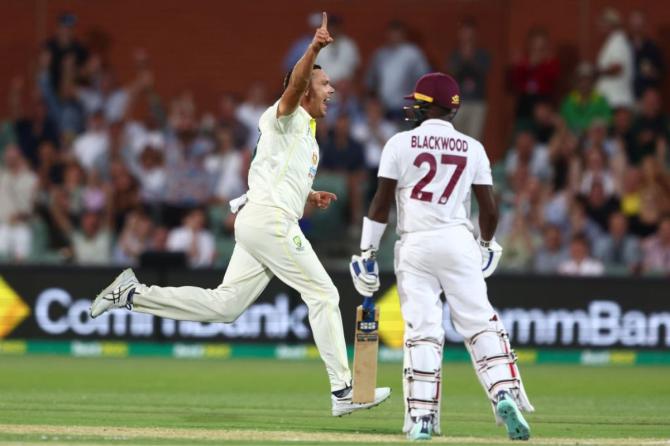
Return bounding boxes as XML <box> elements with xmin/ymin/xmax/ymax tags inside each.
<box><xmin>0</xmin><ymin>424</ymin><xmax>668</xmax><ymax>445</ymax></box>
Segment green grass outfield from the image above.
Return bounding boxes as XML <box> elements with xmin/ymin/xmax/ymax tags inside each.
<box><xmin>0</xmin><ymin>357</ymin><xmax>668</xmax><ymax>445</ymax></box>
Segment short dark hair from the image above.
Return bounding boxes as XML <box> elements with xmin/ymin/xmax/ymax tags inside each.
<box><xmin>282</xmin><ymin>64</ymin><xmax>322</xmax><ymax>91</ymax></box>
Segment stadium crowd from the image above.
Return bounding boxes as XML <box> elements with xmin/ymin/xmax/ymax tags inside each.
<box><xmin>0</xmin><ymin>9</ymin><xmax>669</xmax><ymax>276</ymax></box>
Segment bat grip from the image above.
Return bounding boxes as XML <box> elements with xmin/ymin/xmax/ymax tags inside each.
<box><xmin>362</xmin><ymin>296</ymin><xmax>375</xmax><ymax>313</ymax></box>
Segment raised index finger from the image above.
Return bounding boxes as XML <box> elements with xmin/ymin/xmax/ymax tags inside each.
<box><xmin>321</xmin><ymin>12</ymin><xmax>328</xmax><ymax>29</ymax></box>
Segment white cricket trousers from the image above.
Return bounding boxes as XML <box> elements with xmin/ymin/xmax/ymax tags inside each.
<box><xmin>133</xmin><ymin>201</ymin><xmax>352</xmax><ymax>391</ymax></box>
<box><xmin>395</xmin><ymin>225</ymin><xmax>495</xmax><ymax>343</ymax></box>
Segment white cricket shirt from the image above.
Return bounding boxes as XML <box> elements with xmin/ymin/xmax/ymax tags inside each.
<box><xmin>246</xmin><ymin>101</ymin><xmax>319</xmax><ymax>220</ymax></box>
<box><xmin>378</xmin><ymin>119</ymin><xmax>492</xmax><ymax>235</ymax></box>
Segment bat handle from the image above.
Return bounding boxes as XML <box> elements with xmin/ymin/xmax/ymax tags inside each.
<box><xmin>362</xmin><ymin>296</ymin><xmax>375</xmax><ymax>312</ymax></box>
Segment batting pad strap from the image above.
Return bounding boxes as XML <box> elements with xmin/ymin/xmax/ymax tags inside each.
<box><xmin>407</xmin><ymin>398</ymin><xmax>439</xmax><ymax>411</ymax></box>
<box><xmin>360</xmin><ymin>217</ymin><xmax>387</xmax><ymax>251</ymax></box>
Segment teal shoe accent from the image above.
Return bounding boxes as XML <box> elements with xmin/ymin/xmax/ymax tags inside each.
<box><xmin>407</xmin><ymin>416</ymin><xmax>433</xmax><ymax>441</ymax></box>
<box><xmin>496</xmin><ymin>397</ymin><xmax>531</xmax><ymax>440</ymax></box>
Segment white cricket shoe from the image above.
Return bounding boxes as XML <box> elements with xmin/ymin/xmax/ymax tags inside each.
<box><xmin>331</xmin><ymin>387</ymin><xmax>391</xmax><ymax>417</ymax></box>
<box><xmin>90</xmin><ymin>268</ymin><xmax>139</xmax><ymax>318</ymax></box>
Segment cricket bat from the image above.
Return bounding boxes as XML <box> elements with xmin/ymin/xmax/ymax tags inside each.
<box><xmin>352</xmin><ymin>296</ymin><xmax>380</xmax><ymax>403</ymax></box>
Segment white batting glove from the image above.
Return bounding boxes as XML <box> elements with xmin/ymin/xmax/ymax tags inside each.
<box><xmin>478</xmin><ymin>237</ymin><xmax>503</xmax><ymax>278</ymax></box>
<box><xmin>350</xmin><ymin>249</ymin><xmax>380</xmax><ymax>297</ymax></box>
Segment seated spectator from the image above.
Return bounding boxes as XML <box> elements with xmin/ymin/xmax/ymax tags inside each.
<box><xmin>236</xmin><ymin>82</ymin><xmax>268</xmax><ymax>150</ymax></box>
<box><xmin>167</xmin><ymin>208</ymin><xmax>215</xmax><ymax>268</ymax></box>
<box><xmin>579</xmin><ymin>147</ymin><xmax>616</xmax><ymax>197</ymax></box>
<box><xmin>365</xmin><ymin>21</ymin><xmax>430</xmax><ymax>115</ymax></box>
<box><xmin>320</xmin><ymin>113</ymin><xmax>367</xmax><ymax>227</ymax></box>
<box><xmin>504</xmin><ymin>129</ymin><xmax>551</xmax><ymax>183</ymax></box>
<box><xmin>351</xmin><ymin>97</ymin><xmax>397</xmax><ymax>189</ymax></box>
<box><xmin>48</xmin><ymin>161</ymin><xmax>85</xmax><ymax>252</ymax></box>
<box><xmin>528</xmin><ymin>100</ymin><xmax>558</xmax><ymax>145</ymax></box>
<box><xmin>566</xmin><ymin>200</ymin><xmax>602</xmax><ymax>245</ymax></box>
<box><xmin>8</xmin><ymin>77</ymin><xmax>60</xmax><ymax>167</ymax></box>
<box><xmin>560</xmin><ymin>62</ymin><xmax>612</xmax><ymax>135</ymax></box>
<box><xmin>217</xmin><ymin>93</ymin><xmax>249</xmax><ymax>149</ymax></box>
<box><xmin>0</xmin><ymin>145</ymin><xmax>38</xmax><ymax>261</ymax></box>
<box><xmin>594</xmin><ymin>212</ymin><xmax>641</xmax><ymax>273</ymax></box>
<box><xmin>109</xmin><ymin>161</ymin><xmax>140</xmax><ymax>233</ymax></box>
<box><xmin>580</xmin><ymin>180</ymin><xmax>620</xmax><ymax>232</ymax></box>
<box><xmin>583</xmin><ymin>119</ymin><xmax>618</xmax><ymax>159</ymax></box>
<box><xmin>498</xmin><ymin>210</ymin><xmax>538</xmax><ymax>271</ymax></box>
<box><xmin>316</xmin><ymin>15</ymin><xmax>361</xmax><ymax>84</ymax></box>
<box><xmin>558</xmin><ymin>234</ymin><xmax>605</xmax><ymax>276</ymax></box>
<box><xmin>508</xmin><ymin>27</ymin><xmax>559</xmax><ymax>118</ymax></box>
<box><xmin>595</xmin><ymin>8</ymin><xmax>634</xmax><ymax>109</ymax></box>
<box><xmin>641</xmin><ymin>216</ymin><xmax>670</xmax><ymax>275</ymax></box>
<box><xmin>71</xmin><ymin>210</ymin><xmax>112</xmax><ymax>265</ymax></box>
<box><xmin>448</xmin><ymin>18</ymin><xmax>491</xmax><ymax>140</ymax></box>
<box><xmin>73</xmin><ymin>110</ymin><xmax>109</xmax><ymax>172</ymax></box>
<box><xmin>629</xmin><ymin>10</ymin><xmax>664</xmax><ymax>99</ymax></box>
<box><xmin>113</xmin><ymin>210</ymin><xmax>155</xmax><ymax>265</ymax></box>
<box><xmin>532</xmin><ymin>224</ymin><xmax>567</xmax><ymax>274</ymax></box>
<box><xmin>629</xmin><ymin>88</ymin><xmax>668</xmax><ymax>166</ymax></box>
<box><xmin>204</xmin><ymin>126</ymin><xmax>246</xmax><ymax>204</ymax></box>
<box><xmin>547</xmin><ymin>128</ymin><xmax>579</xmax><ymax>192</ymax></box>
<box><xmin>609</xmin><ymin>107</ymin><xmax>636</xmax><ymax>160</ymax></box>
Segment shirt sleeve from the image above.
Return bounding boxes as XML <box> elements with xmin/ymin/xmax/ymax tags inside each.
<box><xmin>377</xmin><ymin>136</ymin><xmax>400</xmax><ymax>179</ymax></box>
<box><xmin>263</xmin><ymin>101</ymin><xmax>300</xmax><ymax>134</ymax></box>
<box><xmin>473</xmin><ymin>145</ymin><xmax>493</xmax><ymax>185</ymax></box>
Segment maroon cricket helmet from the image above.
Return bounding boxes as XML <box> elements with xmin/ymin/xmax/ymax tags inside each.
<box><xmin>404</xmin><ymin>72</ymin><xmax>461</xmax><ymax>109</ymax></box>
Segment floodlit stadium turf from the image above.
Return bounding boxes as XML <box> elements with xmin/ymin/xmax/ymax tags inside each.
<box><xmin>0</xmin><ymin>357</ymin><xmax>668</xmax><ymax>445</ymax></box>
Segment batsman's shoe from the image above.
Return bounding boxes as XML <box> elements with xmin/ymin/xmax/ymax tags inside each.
<box><xmin>90</xmin><ymin>268</ymin><xmax>138</xmax><ymax>318</ymax></box>
<box><xmin>407</xmin><ymin>415</ymin><xmax>433</xmax><ymax>441</ymax></box>
<box><xmin>496</xmin><ymin>391</ymin><xmax>530</xmax><ymax>440</ymax></box>
<box><xmin>331</xmin><ymin>386</ymin><xmax>391</xmax><ymax>417</ymax></box>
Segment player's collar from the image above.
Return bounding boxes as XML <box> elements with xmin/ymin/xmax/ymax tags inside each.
<box><xmin>420</xmin><ymin>119</ymin><xmax>454</xmax><ymax>128</ymax></box>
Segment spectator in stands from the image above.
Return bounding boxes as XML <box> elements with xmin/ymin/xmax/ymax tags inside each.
<box><xmin>35</xmin><ymin>141</ymin><xmax>65</xmax><ymax>192</ymax></box>
<box><xmin>109</xmin><ymin>161</ymin><xmax>140</xmax><ymax>233</ymax></box>
<box><xmin>504</xmin><ymin>129</ymin><xmax>552</xmax><ymax>183</ymax></box>
<box><xmin>642</xmin><ymin>216</ymin><xmax>670</xmax><ymax>275</ymax></box>
<box><xmin>9</xmin><ymin>77</ymin><xmax>60</xmax><ymax>167</ymax></box>
<box><xmin>630</xmin><ymin>157</ymin><xmax>670</xmax><ymax>237</ymax></box>
<box><xmin>48</xmin><ymin>161</ymin><xmax>85</xmax><ymax>252</ymax></box>
<box><xmin>579</xmin><ymin>147</ymin><xmax>616</xmax><ymax>197</ymax></box>
<box><xmin>44</xmin><ymin>13</ymin><xmax>88</xmax><ymax>94</ymax></box>
<box><xmin>37</xmin><ymin>51</ymin><xmax>85</xmax><ymax>139</ymax></box>
<box><xmin>547</xmin><ymin>128</ymin><xmax>580</xmax><ymax>193</ymax></box>
<box><xmin>236</xmin><ymin>82</ymin><xmax>268</xmax><ymax>150</ymax></box>
<box><xmin>558</xmin><ymin>233</ymin><xmax>605</xmax><ymax>276</ymax></box>
<box><xmin>320</xmin><ymin>113</ymin><xmax>366</xmax><ymax>228</ymax></box>
<box><xmin>629</xmin><ymin>10</ymin><xmax>664</xmax><ymax>100</ymax></box>
<box><xmin>629</xmin><ymin>88</ymin><xmax>668</xmax><ymax>166</ymax></box>
<box><xmin>351</xmin><ymin>97</ymin><xmax>397</xmax><ymax>192</ymax></box>
<box><xmin>498</xmin><ymin>210</ymin><xmax>538</xmax><ymax>271</ymax></box>
<box><xmin>283</xmin><ymin>12</ymin><xmax>323</xmax><ymax>71</ymax></box>
<box><xmin>609</xmin><ymin>107</ymin><xmax>636</xmax><ymax>161</ymax></box>
<box><xmin>73</xmin><ymin>110</ymin><xmax>109</xmax><ymax>172</ymax></box>
<box><xmin>532</xmin><ymin>224</ymin><xmax>566</xmax><ymax>274</ymax></box>
<box><xmin>566</xmin><ymin>200</ymin><xmax>602</xmax><ymax>245</ymax></box>
<box><xmin>560</xmin><ymin>62</ymin><xmax>612</xmax><ymax>135</ymax></box>
<box><xmin>365</xmin><ymin>21</ymin><xmax>430</xmax><ymax>116</ymax></box>
<box><xmin>316</xmin><ymin>15</ymin><xmax>361</xmax><ymax>83</ymax></box>
<box><xmin>205</xmin><ymin>125</ymin><xmax>246</xmax><ymax>204</ymax></box>
<box><xmin>0</xmin><ymin>145</ymin><xmax>38</xmax><ymax>261</ymax></box>
<box><xmin>71</xmin><ymin>210</ymin><xmax>112</xmax><ymax>265</ymax></box>
<box><xmin>447</xmin><ymin>18</ymin><xmax>491</xmax><ymax>140</ymax></box>
<box><xmin>595</xmin><ymin>8</ymin><xmax>634</xmax><ymax>109</ymax></box>
<box><xmin>528</xmin><ymin>100</ymin><xmax>558</xmax><ymax>145</ymax></box>
<box><xmin>323</xmin><ymin>78</ymin><xmax>363</xmax><ymax>129</ymax></box>
<box><xmin>594</xmin><ymin>211</ymin><xmax>641</xmax><ymax>273</ymax></box>
<box><xmin>217</xmin><ymin>93</ymin><xmax>249</xmax><ymax>150</ymax></box>
<box><xmin>113</xmin><ymin>209</ymin><xmax>155</xmax><ymax>265</ymax></box>
<box><xmin>167</xmin><ymin>207</ymin><xmax>215</xmax><ymax>268</ymax></box>
<box><xmin>77</xmin><ymin>58</ymin><xmax>131</xmax><ymax>123</ymax></box>
<box><xmin>509</xmin><ymin>27</ymin><xmax>560</xmax><ymax>119</ymax></box>
<box><xmin>584</xmin><ymin>119</ymin><xmax>618</xmax><ymax>159</ymax></box>
<box><xmin>162</xmin><ymin>105</ymin><xmax>213</xmax><ymax>226</ymax></box>
<box><xmin>133</xmin><ymin>144</ymin><xmax>166</xmax><ymax>207</ymax></box>
<box><xmin>580</xmin><ymin>180</ymin><xmax>620</xmax><ymax>232</ymax></box>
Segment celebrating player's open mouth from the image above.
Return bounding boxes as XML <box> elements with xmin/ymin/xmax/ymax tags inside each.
<box><xmin>89</xmin><ymin>11</ymin><xmax>390</xmax><ymax>420</ymax></box>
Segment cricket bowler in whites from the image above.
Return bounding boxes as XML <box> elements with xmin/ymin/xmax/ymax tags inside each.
<box><xmin>90</xmin><ymin>12</ymin><xmax>390</xmax><ymax>416</ymax></box>
<box><xmin>350</xmin><ymin>73</ymin><xmax>534</xmax><ymax>440</ymax></box>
